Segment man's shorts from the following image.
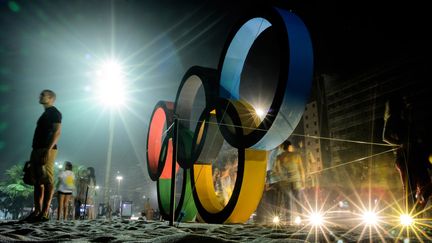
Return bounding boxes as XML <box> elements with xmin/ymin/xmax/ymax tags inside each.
<box><xmin>30</xmin><ymin>149</ymin><xmax>57</xmax><ymax>185</ymax></box>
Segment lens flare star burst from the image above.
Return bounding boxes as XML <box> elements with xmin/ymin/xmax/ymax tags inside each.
<box><xmin>95</xmin><ymin>59</ymin><xmax>127</xmax><ymax>108</ymax></box>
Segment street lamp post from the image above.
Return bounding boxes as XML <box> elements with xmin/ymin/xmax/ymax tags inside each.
<box><xmin>103</xmin><ymin>111</ymin><xmax>115</xmax><ymax>204</ymax></box>
<box><xmin>116</xmin><ymin>175</ymin><xmax>123</xmax><ymax>195</ymax></box>
<box><xmin>94</xmin><ymin>59</ymin><xmax>127</xmax><ymax>204</ymax></box>
<box><xmin>115</xmin><ymin>174</ymin><xmax>123</xmax><ymax>216</ymax></box>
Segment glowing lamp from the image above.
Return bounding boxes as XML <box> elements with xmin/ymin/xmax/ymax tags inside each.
<box><xmin>95</xmin><ymin>59</ymin><xmax>126</xmax><ymax>108</ymax></box>
<box><xmin>362</xmin><ymin>211</ymin><xmax>378</xmax><ymax>225</ymax></box>
<box><xmin>309</xmin><ymin>212</ymin><xmax>323</xmax><ymax>226</ymax></box>
<box><xmin>272</xmin><ymin>216</ymin><xmax>280</xmax><ymax>224</ymax></box>
<box><xmin>400</xmin><ymin>214</ymin><xmax>414</xmax><ymax>226</ymax></box>
<box><xmin>294</xmin><ymin>216</ymin><xmax>302</xmax><ymax>225</ymax></box>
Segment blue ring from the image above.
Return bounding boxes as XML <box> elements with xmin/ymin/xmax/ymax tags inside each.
<box><xmin>218</xmin><ymin>8</ymin><xmax>313</xmax><ymax>150</ymax></box>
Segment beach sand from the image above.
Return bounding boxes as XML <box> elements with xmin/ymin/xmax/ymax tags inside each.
<box><xmin>0</xmin><ymin>218</ymin><xmax>430</xmax><ymax>242</ymax></box>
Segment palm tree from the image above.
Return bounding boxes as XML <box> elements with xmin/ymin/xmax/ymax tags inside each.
<box><xmin>0</xmin><ymin>164</ymin><xmax>33</xmax><ymax>219</ymax></box>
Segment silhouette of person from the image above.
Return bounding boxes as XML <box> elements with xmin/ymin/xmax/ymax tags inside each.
<box><xmin>86</xmin><ymin>167</ymin><xmax>97</xmax><ymax>219</ymax></box>
<box><xmin>212</xmin><ymin>166</ymin><xmax>223</xmax><ymax>205</ymax></box>
<box><xmin>255</xmin><ymin>143</ymin><xmax>283</xmax><ymax>223</ymax></box>
<box><xmin>75</xmin><ymin>167</ymin><xmax>88</xmax><ymax>219</ymax></box>
<box><xmin>21</xmin><ymin>89</ymin><xmax>62</xmax><ymax>223</ymax></box>
<box><xmin>275</xmin><ymin>140</ymin><xmax>305</xmax><ymax>223</ymax></box>
<box><xmin>383</xmin><ymin>94</ymin><xmax>432</xmax><ymax>216</ymax></box>
<box><xmin>144</xmin><ymin>198</ymin><xmax>154</xmax><ymax>220</ymax></box>
<box><xmin>106</xmin><ymin>203</ymin><xmax>112</xmax><ymax>221</ymax></box>
<box><xmin>220</xmin><ymin>160</ymin><xmax>234</xmax><ymax>206</ymax></box>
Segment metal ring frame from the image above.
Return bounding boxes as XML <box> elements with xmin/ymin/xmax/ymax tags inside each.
<box><xmin>146</xmin><ymin>6</ymin><xmax>313</xmax><ymax>224</ymax></box>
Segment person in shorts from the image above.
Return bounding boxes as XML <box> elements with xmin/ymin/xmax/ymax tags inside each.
<box><xmin>21</xmin><ymin>89</ymin><xmax>62</xmax><ymax>223</ymax></box>
<box><xmin>56</xmin><ymin>161</ymin><xmax>75</xmax><ymax>220</ymax></box>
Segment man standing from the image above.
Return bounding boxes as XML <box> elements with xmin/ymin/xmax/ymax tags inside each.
<box><xmin>275</xmin><ymin>140</ymin><xmax>305</xmax><ymax>224</ymax></box>
<box><xmin>382</xmin><ymin>95</ymin><xmax>432</xmax><ymax>216</ymax></box>
<box><xmin>22</xmin><ymin>89</ymin><xmax>62</xmax><ymax>222</ymax></box>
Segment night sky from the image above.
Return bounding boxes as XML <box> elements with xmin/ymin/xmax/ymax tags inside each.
<box><xmin>0</xmin><ymin>0</ymin><xmax>430</xmax><ymax>200</ymax></box>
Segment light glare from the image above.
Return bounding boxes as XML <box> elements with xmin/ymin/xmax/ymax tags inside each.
<box><xmin>309</xmin><ymin>212</ymin><xmax>323</xmax><ymax>226</ymax></box>
<box><xmin>272</xmin><ymin>216</ymin><xmax>280</xmax><ymax>224</ymax></box>
<box><xmin>294</xmin><ymin>216</ymin><xmax>302</xmax><ymax>225</ymax></box>
<box><xmin>400</xmin><ymin>214</ymin><xmax>414</xmax><ymax>226</ymax></box>
<box><xmin>362</xmin><ymin>211</ymin><xmax>378</xmax><ymax>225</ymax></box>
<box><xmin>95</xmin><ymin>59</ymin><xmax>126</xmax><ymax>108</ymax></box>
<box><xmin>254</xmin><ymin>107</ymin><xmax>265</xmax><ymax>119</ymax></box>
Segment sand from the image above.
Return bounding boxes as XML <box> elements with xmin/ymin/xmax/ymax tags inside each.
<box><xmin>0</xmin><ymin>217</ymin><xmax>430</xmax><ymax>242</ymax></box>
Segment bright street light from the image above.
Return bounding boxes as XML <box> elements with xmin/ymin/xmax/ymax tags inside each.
<box><xmin>309</xmin><ymin>212</ymin><xmax>324</xmax><ymax>226</ymax></box>
<box><xmin>55</xmin><ymin>161</ymin><xmax>63</xmax><ymax>169</ymax></box>
<box><xmin>95</xmin><ymin>58</ymin><xmax>129</xmax><ymax>205</ymax></box>
<box><xmin>95</xmin><ymin>59</ymin><xmax>126</xmax><ymax>108</ymax></box>
<box><xmin>294</xmin><ymin>216</ymin><xmax>302</xmax><ymax>225</ymax></box>
<box><xmin>272</xmin><ymin>215</ymin><xmax>280</xmax><ymax>225</ymax></box>
<box><xmin>116</xmin><ymin>174</ymin><xmax>123</xmax><ymax>195</ymax></box>
<box><xmin>362</xmin><ymin>211</ymin><xmax>378</xmax><ymax>225</ymax></box>
<box><xmin>400</xmin><ymin>214</ymin><xmax>414</xmax><ymax>227</ymax></box>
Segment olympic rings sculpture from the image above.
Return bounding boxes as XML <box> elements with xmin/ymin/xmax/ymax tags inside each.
<box><xmin>146</xmin><ymin>6</ymin><xmax>313</xmax><ymax>224</ymax></box>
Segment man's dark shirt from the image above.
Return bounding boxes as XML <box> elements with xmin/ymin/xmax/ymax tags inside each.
<box><xmin>32</xmin><ymin>106</ymin><xmax>62</xmax><ymax>149</ymax></box>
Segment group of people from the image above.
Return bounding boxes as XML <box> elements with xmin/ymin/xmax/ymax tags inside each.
<box><xmin>255</xmin><ymin>93</ymin><xmax>432</xmax><ymax>224</ymax></box>
<box><xmin>256</xmin><ymin>139</ymin><xmax>306</xmax><ymax>224</ymax></box>
<box><xmin>20</xmin><ymin>89</ymin><xmax>97</xmax><ymax>223</ymax></box>
<box><xmin>56</xmin><ymin>162</ymin><xmax>97</xmax><ymax>220</ymax></box>
<box><xmin>19</xmin><ymin>88</ymin><xmax>432</xmax><ymax>224</ymax></box>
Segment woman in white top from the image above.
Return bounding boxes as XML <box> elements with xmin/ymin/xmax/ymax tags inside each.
<box><xmin>56</xmin><ymin>161</ymin><xmax>75</xmax><ymax>220</ymax></box>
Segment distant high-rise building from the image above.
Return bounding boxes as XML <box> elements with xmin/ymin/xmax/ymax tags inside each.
<box><xmin>302</xmin><ymin>101</ymin><xmax>323</xmax><ymax>187</ymax></box>
<box><xmin>292</xmin><ymin>75</ymin><xmax>331</xmax><ymax>189</ymax></box>
<box><xmin>322</xmin><ymin>56</ymin><xmax>430</xmax><ymax>195</ymax></box>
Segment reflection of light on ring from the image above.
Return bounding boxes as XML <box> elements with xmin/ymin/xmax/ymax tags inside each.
<box><xmin>400</xmin><ymin>214</ymin><xmax>414</xmax><ymax>226</ymax></box>
<box><xmin>218</xmin><ymin>10</ymin><xmax>313</xmax><ymax>150</ymax></box>
<box><xmin>309</xmin><ymin>212</ymin><xmax>323</xmax><ymax>226</ymax></box>
<box><xmin>362</xmin><ymin>211</ymin><xmax>378</xmax><ymax>225</ymax></box>
<box><xmin>272</xmin><ymin>216</ymin><xmax>280</xmax><ymax>224</ymax></box>
<box><xmin>254</xmin><ymin>107</ymin><xmax>265</xmax><ymax>119</ymax></box>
